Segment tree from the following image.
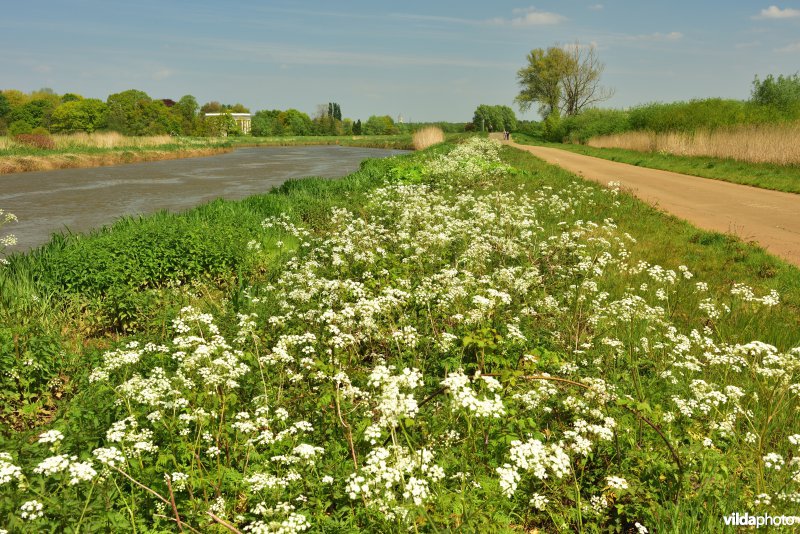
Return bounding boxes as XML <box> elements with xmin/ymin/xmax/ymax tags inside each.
<box><xmin>0</xmin><ymin>93</ymin><xmax>9</xmax><ymax>118</ymax></box>
<box><xmin>353</xmin><ymin>119</ymin><xmax>362</xmax><ymax>135</ymax></box>
<box><xmin>751</xmin><ymin>73</ymin><xmax>800</xmax><ymax>112</ymax></box>
<box><xmin>106</xmin><ymin>89</ymin><xmax>152</xmax><ymax>134</ymax></box>
<box><xmin>251</xmin><ymin>109</ymin><xmax>282</xmax><ymax>136</ymax></box>
<box><xmin>516</xmin><ymin>42</ymin><xmax>613</xmax><ymax>118</ymax></box>
<box><xmin>200</xmin><ymin>101</ymin><xmax>223</xmax><ymax>114</ymax></box>
<box><xmin>173</xmin><ymin>95</ymin><xmax>199</xmax><ymax>135</ymax></box>
<box><xmin>9</xmin><ymin>99</ymin><xmax>58</xmax><ymax>130</ymax></box>
<box><xmin>280</xmin><ymin>109</ymin><xmax>313</xmax><ymax>136</ymax></box>
<box><xmin>363</xmin><ymin>115</ymin><xmax>396</xmax><ymax>135</ymax></box>
<box><xmin>473</xmin><ymin>105</ymin><xmax>517</xmax><ymax>132</ymax></box>
<box><xmin>51</xmin><ymin>99</ymin><xmax>108</xmax><ymax>133</ymax></box>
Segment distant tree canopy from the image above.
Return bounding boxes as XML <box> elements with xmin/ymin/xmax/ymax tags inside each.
<box><xmin>252</xmin><ymin>109</ymin><xmax>314</xmax><ymax>136</ymax></box>
<box><xmin>516</xmin><ymin>42</ymin><xmax>613</xmax><ymax>119</ymax></box>
<box><xmin>473</xmin><ymin>105</ymin><xmax>517</xmax><ymax>132</ymax></box>
<box><xmin>0</xmin><ymin>87</ymin><xmax>469</xmax><ymax>138</ymax></box>
<box><xmin>751</xmin><ymin>73</ymin><xmax>800</xmax><ymax>113</ymax></box>
<box><xmin>106</xmin><ymin>90</ymin><xmax>179</xmax><ymax>136</ymax></box>
<box><xmin>363</xmin><ymin>115</ymin><xmax>397</xmax><ymax>135</ymax></box>
<box><xmin>51</xmin><ymin>98</ymin><xmax>108</xmax><ymax>133</ymax></box>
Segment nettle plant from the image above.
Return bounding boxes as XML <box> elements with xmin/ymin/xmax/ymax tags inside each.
<box><xmin>1</xmin><ymin>138</ymin><xmax>799</xmax><ymax>532</ymax></box>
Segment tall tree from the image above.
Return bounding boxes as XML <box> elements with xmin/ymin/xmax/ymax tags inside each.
<box><xmin>51</xmin><ymin>99</ymin><xmax>108</xmax><ymax>133</ymax></box>
<box><xmin>751</xmin><ymin>73</ymin><xmax>800</xmax><ymax>112</ymax></box>
<box><xmin>560</xmin><ymin>43</ymin><xmax>614</xmax><ymax>116</ymax></box>
<box><xmin>515</xmin><ymin>43</ymin><xmax>612</xmax><ymax>118</ymax></box>
<box><xmin>174</xmin><ymin>95</ymin><xmax>199</xmax><ymax>135</ymax></box>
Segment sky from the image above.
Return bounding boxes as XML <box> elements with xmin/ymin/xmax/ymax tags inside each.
<box><xmin>2</xmin><ymin>1</ymin><xmax>799</xmax><ymax>122</ymax></box>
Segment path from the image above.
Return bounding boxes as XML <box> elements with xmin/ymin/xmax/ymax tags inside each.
<box><xmin>499</xmin><ymin>137</ymin><xmax>800</xmax><ymax>267</ymax></box>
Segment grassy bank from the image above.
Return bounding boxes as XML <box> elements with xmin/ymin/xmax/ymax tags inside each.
<box><xmin>0</xmin><ymin>134</ymin><xmax>232</xmax><ymax>174</ymax></box>
<box><xmin>1</xmin><ymin>139</ymin><xmax>799</xmax><ymax>531</ymax></box>
<box><xmin>513</xmin><ymin>133</ymin><xmax>800</xmax><ymax>194</ymax></box>
<box><xmin>230</xmin><ymin>132</ymin><xmax>469</xmax><ymax>150</ymax></box>
<box><xmin>0</xmin><ymin>132</ymin><xmax>448</xmax><ymax>175</ymax></box>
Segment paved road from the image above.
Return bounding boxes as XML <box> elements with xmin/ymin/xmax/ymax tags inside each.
<box><xmin>500</xmin><ymin>137</ymin><xmax>800</xmax><ymax>267</ymax></box>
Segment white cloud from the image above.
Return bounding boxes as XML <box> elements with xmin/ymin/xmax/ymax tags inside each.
<box><xmin>776</xmin><ymin>41</ymin><xmax>800</xmax><ymax>52</ymax></box>
<box><xmin>152</xmin><ymin>68</ymin><xmax>173</xmax><ymax>80</ymax></box>
<box><xmin>589</xmin><ymin>4</ymin><xmax>604</xmax><ymax>11</ymax></box>
<box><xmin>627</xmin><ymin>31</ymin><xmax>683</xmax><ymax>41</ymax></box>
<box><xmin>754</xmin><ymin>5</ymin><xmax>800</xmax><ymax>19</ymax></box>
<box><xmin>488</xmin><ymin>7</ymin><xmax>566</xmax><ymax>26</ymax></box>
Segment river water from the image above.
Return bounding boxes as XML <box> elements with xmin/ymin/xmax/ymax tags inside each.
<box><xmin>1</xmin><ymin>146</ymin><xmax>407</xmax><ymax>253</ymax></box>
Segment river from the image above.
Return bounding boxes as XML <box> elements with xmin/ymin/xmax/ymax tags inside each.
<box><xmin>1</xmin><ymin>145</ymin><xmax>407</xmax><ymax>253</ymax></box>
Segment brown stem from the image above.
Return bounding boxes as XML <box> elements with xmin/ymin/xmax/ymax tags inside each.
<box><xmin>208</xmin><ymin>511</ymin><xmax>244</xmax><ymax>534</ymax></box>
<box><xmin>335</xmin><ymin>382</ymin><xmax>359</xmax><ymax>470</ymax></box>
<box><xmin>109</xmin><ymin>466</ymin><xmax>201</xmax><ymax>534</ymax></box>
<box><xmin>165</xmin><ymin>474</ymin><xmax>184</xmax><ymax>533</ymax></box>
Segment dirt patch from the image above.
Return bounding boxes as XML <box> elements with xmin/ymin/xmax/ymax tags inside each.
<box><xmin>500</xmin><ymin>136</ymin><xmax>800</xmax><ymax>267</ymax></box>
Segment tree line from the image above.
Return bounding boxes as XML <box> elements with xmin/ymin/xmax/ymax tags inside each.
<box><xmin>0</xmin><ymin>89</ymin><xmax>472</xmax><ymax>138</ymax></box>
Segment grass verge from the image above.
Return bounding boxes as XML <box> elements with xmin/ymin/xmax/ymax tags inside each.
<box><xmin>513</xmin><ymin>133</ymin><xmax>800</xmax><ymax>194</ymax></box>
<box><xmin>1</xmin><ymin>138</ymin><xmax>799</xmax><ymax>531</ymax></box>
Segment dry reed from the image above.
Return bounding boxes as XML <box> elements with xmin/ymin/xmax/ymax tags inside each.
<box><xmin>412</xmin><ymin>127</ymin><xmax>445</xmax><ymax>150</ymax></box>
<box><xmin>0</xmin><ymin>147</ymin><xmax>230</xmax><ymax>175</ymax></box>
<box><xmin>587</xmin><ymin>122</ymin><xmax>800</xmax><ymax>166</ymax></box>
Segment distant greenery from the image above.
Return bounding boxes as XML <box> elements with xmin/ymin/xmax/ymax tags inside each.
<box><xmin>472</xmin><ymin>104</ymin><xmax>517</xmax><ymax>132</ymax></box>
<box><xmin>518</xmin><ymin>72</ymin><xmax>800</xmax><ymax>144</ymax></box>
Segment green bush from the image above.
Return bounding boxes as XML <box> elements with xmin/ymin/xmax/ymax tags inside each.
<box><xmin>556</xmin><ymin>108</ymin><xmax>631</xmax><ymax>143</ymax></box>
<box><xmin>8</xmin><ymin>120</ymin><xmax>32</xmax><ymax>136</ymax></box>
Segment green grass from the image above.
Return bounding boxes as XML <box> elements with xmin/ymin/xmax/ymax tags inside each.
<box><xmin>513</xmin><ymin>133</ymin><xmax>800</xmax><ymax>194</ymax></box>
<box><xmin>2</xmin><ymin>139</ymin><xmax>800</xmax><ymax>530</ymax></box>
<box><xmin>230</xmin><ymin>132</ymin><xmax>470</xmax><ymax>150</ymax></box>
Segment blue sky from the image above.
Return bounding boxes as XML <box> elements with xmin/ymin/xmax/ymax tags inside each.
<box><xmin>2</xmin><ymin>1</ymin><xmax>799</xmax><ymax>122</ymax></box>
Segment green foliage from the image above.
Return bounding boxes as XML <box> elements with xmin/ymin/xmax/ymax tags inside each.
<box><xmin>172</xmin><ymin>95</ymin><xmax>199</xmax><ymax>135</ymax></box>
<box><xmin>9</xmin><ymin>99</ymin><xmax>57</xmax><ymax>130</ymax></box>
<box><xmin>2</xmin><ymin>140</ymin><xmax>800</xmax><ymax>531</ymax></box>
<box><xmin>473</xmin><ymin>104</ymin><xmax>517</xmax><ymax>132</ymax></box>
<box><xmin>0</xmin><ymin>92</ymin><xmax>9</xmax><ymax>118</ymax></box>
<box><xmin>106</xmin><ymin>89</ymin><xmax>178</xmax><ymax>135</ymax></box>
<box><xmin>50</xmin><ymin>99</ymin><xmax>108</xmax><ymax>133</ymax></box>
<box><xmin>517</xmin><ymin>43</ymin><xmax>612</xmax><ymax>118</ymax></box>
<box><xmin>751</xmin><ymin>72</ymin><xmax>800</xmax><ymax>112</ymax></box>
<box><xmin>553</xmin><ymin>108</ymin><xmax>631</xmax><ymax>143</ymax></box>
<box><xmin>8</xmin><ymin>120</ymin><xmax>32</xmax><ymax>136</ymax></box>
<box><xmin>364</xmin><ymin>115</ymin><xmax>397</xmax><ymax>135</ymax></box>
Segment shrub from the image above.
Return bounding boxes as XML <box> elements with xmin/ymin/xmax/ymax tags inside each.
<box><xmin>556</xmin><ymin>108</ymin><xmax>631</xmax><ymax>143</ymax></box>
<box><xmin>8</xmin><ymin>120</ymin><xmax>32</xmax><ymax>136</ymax></box>
<box><xmin>13</xmin><ymin>134</ymin><xmax>55</xmax><ymax>150</ymax></box>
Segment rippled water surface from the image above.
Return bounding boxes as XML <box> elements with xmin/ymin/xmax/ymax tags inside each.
<box><xmin>2</xmin><ymin>146</ymin><xmax>407</xmax><ymax>252</ymax></box>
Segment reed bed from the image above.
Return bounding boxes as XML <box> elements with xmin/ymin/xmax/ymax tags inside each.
<box><xmin>411</xmin><ymin>126</ymin><xmax>445</xmax><ymax>150</ymax></box>
<box><xmin>588</xmin><ymin>122</ymin><xmax>800</xmax><ymax>165</ymax></box>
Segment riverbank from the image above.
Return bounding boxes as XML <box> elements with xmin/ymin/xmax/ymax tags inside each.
<box><xmin>0</xmin><ymin>134</ymin><xmax>445</xmax><ymax>175</ymax></box>
<box><xmin>0</xmin><ymin>146</ymin><xmax>233</xmax><ymax>174</ymax></box>
<box><xmin>1</xmin><ymin>138</ymin><xmax>799</xmax><ymax>531</ymax></box>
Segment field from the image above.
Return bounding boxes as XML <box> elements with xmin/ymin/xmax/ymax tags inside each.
<box><xmin>1</xmin><ymin>138</ymin><xmax>799</xmax><ymax>531</ymax></box>
<box><xmin>587</xmin><ymin>122</ymin><xmax>800</xmax><ymax>167</ymax></box>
